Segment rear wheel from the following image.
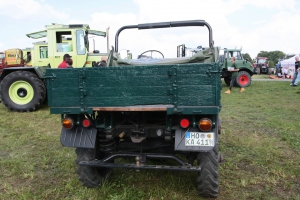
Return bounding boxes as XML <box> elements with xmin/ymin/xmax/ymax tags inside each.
<box><xmin>75</xmin><ymin>148</ymin><xmax>112</xmax><ymax>188</ymax></box>
<box><xmin>197</xmin><ymin>145</ymin><xmax>219</xmax><ymax>198</ymax></box>
<box><xmin>236</xmin><ymin>71</ymin><xmax>251</xmax><ymax>87</ymax></box>
<box><xmin>0</xmin><ymin>71</ymin><xmax>46</xmax><ymax>112</ymax></box>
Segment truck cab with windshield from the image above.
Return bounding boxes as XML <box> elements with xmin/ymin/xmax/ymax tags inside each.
<box><xmin>220</xmin><ymin>48</ymin><xmax>254</xmax><ymax>87</ymax></box>
<box><xmin>26</xmin><ymin>24</ymin><xmax>107</xmax><ymax>68</ymax></box>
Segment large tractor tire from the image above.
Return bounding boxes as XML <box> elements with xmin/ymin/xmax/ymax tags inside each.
<box><xmin>224</xmin><ymin>77</ymin><xmax>231</xmax><ymax>86</ymax></box>
<box><xmin>75</xmin><ymin>148</ymin><xmax>112</xmax><ymax>188</ymax></box>
<box><xmin>236</xmin><ymin>71</ymin><xmax>251</xmax><ymax>87</ymax></box>
<box><xmin>0</xmin><ymin>71</ymin><xmax>46</xmax><ymax>112</ymax></box>
<box><xmin>197</xmin><ymin>144</ymin><xmax>219</xmax><ymax>198</ymax></box>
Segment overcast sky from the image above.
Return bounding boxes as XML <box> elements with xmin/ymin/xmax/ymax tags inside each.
<box><xmin>0</xmin><ymin>0</ymin><xmax>299</xmax><ymax>59</ymax></box>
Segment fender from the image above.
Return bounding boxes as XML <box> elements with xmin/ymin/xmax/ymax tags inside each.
<box><xmin>0</xmin><ymin>66</ymin><xmax>47</xmax><ymax>82</ymax></box>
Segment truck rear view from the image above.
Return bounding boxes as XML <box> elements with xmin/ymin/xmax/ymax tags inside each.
<box><xmin>46</xmin><ymin>20</ymin><xmax>222</xmax><ymax>198</ymax></box>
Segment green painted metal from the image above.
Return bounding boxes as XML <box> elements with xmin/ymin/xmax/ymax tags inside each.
<box><xmin>221</xmin><ymin>48</ymin><xmax>254</xmax><ymax>76</ymax></box>
<box><xmin>46</xmin><ymin>62</ymin><xmax>222</xmax><ymax>114</ymax></box>
<box><xmin>9</xmin><ymin>80</ymin><xmax>34</xmax><ymax>105</ymax></box>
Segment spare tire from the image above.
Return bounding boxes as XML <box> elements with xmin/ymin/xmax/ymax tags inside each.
<box><xmin>0</xmin><ymin>71</ymin><xmax>46</xmax><ymax>112</ymax></box>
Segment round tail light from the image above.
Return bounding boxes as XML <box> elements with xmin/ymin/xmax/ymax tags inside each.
<box><xmin>62</xmin><ymin>118</ymin><xmax>73</xmax><ymax>129</ymax></box>
<box><xmin>82</xmin><ymin>119</ymin><xmax>91</xmax><ymax>128</ymax></box>
<box><xmin>180</xmin><ymin>118</ymin><xmax>190</xmax><ymax>128</ymax></box>
<box><xmin>199</xmin><ymin>118</ymin><xmax>212</xmax><ymax>131</ymax></box>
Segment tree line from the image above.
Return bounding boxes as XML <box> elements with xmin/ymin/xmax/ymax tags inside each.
<box><xmin>242</xmin><ymin>50</ymin><xmax>292</xmax><ymax>67</ymax></box>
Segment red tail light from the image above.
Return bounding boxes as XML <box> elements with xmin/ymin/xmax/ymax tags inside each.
<box><xmin>180</xmin><ymin>118</ymin><xmax>190</xmax><ymax>128</ymax></box>
<box><xmin>82</xmin><ymin>119</ymin><xmax>91</xmax><ymax>128</ymax></box>
<box><xmin>199</xmin><ymin>118</ymin><xmax>212</xmax><ymax>131</ymax></box>
<box><xmin>62</xmin><ymin>118</ymin><xmax>73</xmax><ymax>129</ymax></box>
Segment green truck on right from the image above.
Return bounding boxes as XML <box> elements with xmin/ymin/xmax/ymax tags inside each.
<box><xmin>220</xmin><ymin>48</ymin><xmax>254</xmax><ymax>87</ymax></box>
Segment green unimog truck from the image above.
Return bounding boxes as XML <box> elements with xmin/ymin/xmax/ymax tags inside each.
<box><xmin>46</xmin><ymin>20</ymin><xmax>222</xmax><ymax>198</ymax></box>
<box><xmin>220</xmin><ymin>48</ymin><xmax>254</xmax><ymax>87</ymax></box>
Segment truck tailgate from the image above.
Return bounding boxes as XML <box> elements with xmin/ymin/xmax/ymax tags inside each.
<box><xmin>46</xmin><ymin>63</ymin><xmax>221</xmax><ymax>114</ymax></box>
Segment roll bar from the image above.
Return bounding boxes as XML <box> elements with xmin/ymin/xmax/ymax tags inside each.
<box><xmin>114</xmin><ymin>20</ymin><xmax>213</xmax><ymax>52</ymax></box>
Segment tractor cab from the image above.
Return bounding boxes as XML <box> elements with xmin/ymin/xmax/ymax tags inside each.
<box><xmin>26</xmin><ymin>24</ymin><xmax>106</xmax><ymax>68</ymax></box>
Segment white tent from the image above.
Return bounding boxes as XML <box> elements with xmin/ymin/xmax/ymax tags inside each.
<box><xmin>280</xmin><ymin>54</ymin><xmax>300</xmax><ymax>76</ymax></box>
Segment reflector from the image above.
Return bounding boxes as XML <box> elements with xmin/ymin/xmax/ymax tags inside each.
<box><xmin>82</xmin><ymin>119</ymin><xmax>91</xmax><ymax>127</ymax></box>
<box><xmin>180</xmin><ymin>119</ymin><xmax>190</xmax><ymax>128</ymax></box>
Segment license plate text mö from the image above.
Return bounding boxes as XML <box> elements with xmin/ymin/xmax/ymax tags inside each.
<box><xmin>185</xmin><ymin>132</ymin><xmax>214</xmax><ymax>147</ymax></box>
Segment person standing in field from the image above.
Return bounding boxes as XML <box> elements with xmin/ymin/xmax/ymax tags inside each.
<box><xmin>291</xmin><ymin>56</ymin><xmax>299</xmax><ymax>86</ymax></box>
<box><xmin>225</xmin><ymin>56</ymin><xmax>245</xmax><ymax>94</ymax></box>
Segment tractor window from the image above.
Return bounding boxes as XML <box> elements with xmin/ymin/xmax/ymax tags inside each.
<box><xmin>232</xmin><ymin>51</ymin><xmax>242</xmax><ymax>60</ymax></box>
<box><xmin>56</xmin><ymin>31</ymin><xmax>73</xmax><ymax>52</ymax></box>
<box><xmin>0</xmin><ymin>53</ymin><xmax>4</xmax><ymax>59</ymax></box>
<box><xmin>39</xmin><ymin>46</ymin><xmax>48</xmax><ymax>58</ymax></box>
<box><xmin>76</xmin><ymin>30</ymin><xmax>86</xmax><ymax>55</ymax></box>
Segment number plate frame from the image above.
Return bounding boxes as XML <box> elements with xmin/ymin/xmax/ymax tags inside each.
<box><xmin>185</xmin><ymin>132</ymin><xmax>214</xmax><ymax>147</ymax></box>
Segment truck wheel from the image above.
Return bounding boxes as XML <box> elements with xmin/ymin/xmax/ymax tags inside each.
<box><xmin>236</xmin><ymin>71</ymin><xmax>251</xmax><ymax>87</ymax></box>
<box><xmin>224</xmin><ymin>77</ymin><xmax>231</xmax><ymax>86</ymax></box>
<box><xmin>197</xmin><ymin>144</ymin><xmax>219</xmax><ymax>198</ymax></box>
<box><xmin>0</xmin><ymin>71</ymin><xmax>46</xmax><ymax>112</ymax></box>
<box><xmin>75</xmin><ymin>148</ymin><xmax>112</xmax><ymax>188</ymax></box>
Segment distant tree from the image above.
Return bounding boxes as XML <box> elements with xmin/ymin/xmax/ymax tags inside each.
<box><xmin>257</xmin><ymin>50</ymin><xmax>285</xmax><ymax>66</ymax></box>
<box><xmin>242</xmin><ymin>53</ymin><xmax>253</xmax><ymax>64</ymax></box>
<box><xmin>257</xmin><ymin>51</ymin><xmax>269</xmax><ymax>58</ymax></box>
<box><xmin>268</xmin><ymin>61</ymin><xmax>275</xmax><ymax>67</ymax></box>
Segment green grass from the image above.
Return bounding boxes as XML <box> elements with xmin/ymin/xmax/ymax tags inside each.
<box><xmin>1</xmin><ymin>80</ymin><xmax>300</xmax><ymax>199</ymax></box>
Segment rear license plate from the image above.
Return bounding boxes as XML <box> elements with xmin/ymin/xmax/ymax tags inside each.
<box><xmin>185</xmin><ymin>132</ymin><xmax>214</xmax><ymax>147</ymax></box>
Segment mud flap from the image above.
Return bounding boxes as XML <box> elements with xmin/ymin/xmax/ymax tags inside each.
<box><xmin>60</xmin><ymin>126</ymin><xmax>97</xmax><ymax>148</ymax></box>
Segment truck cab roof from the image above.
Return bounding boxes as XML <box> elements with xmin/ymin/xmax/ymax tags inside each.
<box><xmin>26</xmin><ymin>24</ymin><xmax>106</xmax><ymax>39</ymax></box>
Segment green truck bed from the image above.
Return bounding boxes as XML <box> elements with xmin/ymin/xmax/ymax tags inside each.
<box><xmin>46</xmin><ymin>62</ymin><xmax>222</xmax><ymax>115</ymax></box>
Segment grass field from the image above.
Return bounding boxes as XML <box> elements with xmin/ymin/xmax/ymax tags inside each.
<box><xmin>0</xmin><ymin>80</ymin><xmax>300</xmax><ymax>200</ymax></box>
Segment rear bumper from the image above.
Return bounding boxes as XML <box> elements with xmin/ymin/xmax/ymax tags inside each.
<box><xmin>79</xmin><ymin>152</ymin><xmax>201</xmax><ymax>172</ymax></box>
